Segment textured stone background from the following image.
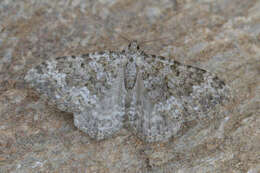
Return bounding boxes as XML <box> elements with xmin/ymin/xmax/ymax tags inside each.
<box><xmin>0</xmin><ymin>0</ymin><xmax>259</xmax><ymax>172</ymax></box>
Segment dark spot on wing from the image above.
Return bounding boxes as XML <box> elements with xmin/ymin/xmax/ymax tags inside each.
<box><xmin>173</xmin><ymin>60</ymin><xmax>180</xmax><ymax>65</ymax></box>
<box><xmin>82</xmin><ymin>53</ymin><xmax>89</xmax><ymax>58</ymax></box>
<box><xmin>98</xmin><ymin>51</ymin><xmax>105</xmax><ymax>55</ymax></box>
<box><xmin>212</xmin><ymin>76</ymin><xmax>225</xmax><ymax>89</ymax></box>
<box><xmin>170</xmin><ymin>63</ymin><xmax>180</xmax><ymax>77</ymax></box>
<box><xmin>56</xmin><ymin>56</ymin><xmax>67</xmax><ymax>61</ymax></box>
<box><xmin>187</xmin><ymin>65</ymin><xmax>193</xmax><ymax>69</ymax></box>
<box><xmin>129</xmin><ymin>57</ymin><xmax>134</xmax><ymax>62</ymax></box>
<box><xmin>128</xmin><ymin>42</ymin><xmax>132</xmax><ymax>49</ymax></box>
<box><xmin>41</xmin><ymin>62</ymin><xmax>48</xmax><ymax>68</ymax></box>
<box><xmin>158</xmin><ymin>56</ymin><xmax>166</xmax><ymax>60</ymax></box>
<box><xmin>35</xmin><ymin>65</ymin><xmax>43</xmax><ymax>74</ymax></box>
<box><xmin>81</xmin><ymin>63</ymin><xmax>85</xmax><ymax>68</ymax></box>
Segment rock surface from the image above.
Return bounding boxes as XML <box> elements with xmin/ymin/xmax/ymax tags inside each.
<box><xmin>0</xmin><ymin>0</ymin><xmax>259</xmax><ymax>172</ymax></box>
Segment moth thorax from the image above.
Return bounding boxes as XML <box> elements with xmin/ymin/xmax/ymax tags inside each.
<box><xmin>124</xmin><ymin>60</ymin><xmax>138</xmax><ymax>90</ymax></box>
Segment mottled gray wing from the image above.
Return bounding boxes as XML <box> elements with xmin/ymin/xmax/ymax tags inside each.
<box><xmin>25</xmin><ymin>51</ymin><xmax>126</xmax><ymax>140</ymax></box>
<box><xmin>127</xmin><ymin>54</ymin><xmax>231</xmax><ymax>143</ymax></box>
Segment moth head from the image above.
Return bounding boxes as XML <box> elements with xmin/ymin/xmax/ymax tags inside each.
<box><xmin>127</xmin><ymin>40</ymin><xmax>141</xmax><ymax>52</ymax></box>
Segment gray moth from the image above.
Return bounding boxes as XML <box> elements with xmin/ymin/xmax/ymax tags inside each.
<box><xmin>25</xmin><ymin>41</ymin><xmax>231</xmax><ymax>142</ymax></box>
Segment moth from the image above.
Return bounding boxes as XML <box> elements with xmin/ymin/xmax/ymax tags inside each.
<box><xmin>25</xmin><ymin>40</ymin><xmax>231</xmax><ymax>142</ymax></box>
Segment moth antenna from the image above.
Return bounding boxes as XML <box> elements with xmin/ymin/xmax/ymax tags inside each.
<box><xmin>139</xmin><ymin>37</ymin><xmax>170</xmax><ymax>45</ymax></box>
<box><xmin>87</xmin><ymin>13</ymin><xmax>131</xmax><ymax>43</ymax></box>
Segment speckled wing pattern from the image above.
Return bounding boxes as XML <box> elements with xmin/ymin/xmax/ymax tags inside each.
<box><xmin>25</xmin><ymin>41</ymin><xmax>231</xmax><ymax>142</ymax></box>
<box><xmin>126</xmin><ymin>52</ymin><xmax>230</xmax><ymax>142</ymax></box>
<box><xmin>25</xmin><ymin>51</ymin><xmax>127</xmax><ymax>140</ymax></box>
